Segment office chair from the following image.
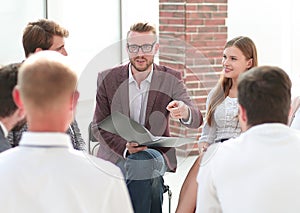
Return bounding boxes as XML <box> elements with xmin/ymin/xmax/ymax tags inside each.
<box><xmin>87</xmin><ymin>122</ymin><xmax>100</xmax><ymax>155</ymax></box>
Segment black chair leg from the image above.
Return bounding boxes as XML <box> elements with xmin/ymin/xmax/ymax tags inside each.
<box><xmin>163</xmin><ymin>185</ymin><xmax>172</xmax><ymax>213</ymax></box>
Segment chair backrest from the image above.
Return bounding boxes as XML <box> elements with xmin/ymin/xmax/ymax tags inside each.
<box><xmin>88</xmin><ymin>122</ymin><xmax>100</xmax><ymax>155</ymax></box>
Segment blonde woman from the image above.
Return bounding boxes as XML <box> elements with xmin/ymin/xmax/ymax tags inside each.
<box><xmin>176</xmin><ymin>36</ymin><xmax>258</xmax><ymax>213</ymax></box>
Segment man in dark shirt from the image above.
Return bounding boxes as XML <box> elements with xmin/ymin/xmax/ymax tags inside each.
<box><xmin>0</xmin><ymin>63</ymin><xmax>26</xmax><ymax>152</ymax></box>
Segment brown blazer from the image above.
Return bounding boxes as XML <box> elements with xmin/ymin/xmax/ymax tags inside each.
<box><xmin>92</xmin><ymin>63</ymin><xmax>202</xmax><ymax>172</ymax></box>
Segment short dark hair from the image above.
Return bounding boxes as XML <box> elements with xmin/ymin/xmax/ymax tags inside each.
<box><xmin>0</xmin><ymin>63</ymin><xmax>20</xmax><ymax>118</ymax></box>
<box><xmin>22</xmin><ymin>19</ymin><xmax>69</xmax><ymax>57</ymax></box>
<box><xmin>238</xmin><ymin>66</ymin><xmax>291</xmax><ymax>126</ymax></box>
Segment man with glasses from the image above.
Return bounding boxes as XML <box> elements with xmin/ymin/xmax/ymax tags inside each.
<box><xmin>92</xmin><ymin>22</ymin><xmax>203</xmax><ymax>213</ymax></box>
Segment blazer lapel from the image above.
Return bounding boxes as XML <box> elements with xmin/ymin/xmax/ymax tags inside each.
<box><xmin>145</xmin><ymin>66</ymin><xmax>164</xmax><ymax>124</ymax></box>
<box><xmin>117</xmin><ymin>65</ymin><xmax>130</xmax><ymax>117</ymax></box>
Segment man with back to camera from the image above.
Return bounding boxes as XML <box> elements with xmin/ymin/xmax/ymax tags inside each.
<box><xmin>0</xmin><ymin>63</ymin><xmax>25</xmax><ymax>152</ymax></box>
<box><xmin>196</xmin><ymin>66</ymin><xmax>300</xmax><ymax>213</ymax></box>
<box><xmin>8</xmin><ymin>19</ymin><xmax>85</xmax><ymax>150</ymax></box>
<box><xmin>0</xmin><ymin>51</ymin><xmax>133</xmax><ymax>212</ymax></box>
<box><xmin>92</xmin><ymin>22</ymin><xmax>203</xmax><ymax>213</ymax></box>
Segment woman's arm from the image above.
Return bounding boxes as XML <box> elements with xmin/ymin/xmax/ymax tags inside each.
<box><xmin>176</xmin><ymin>143</ymin><xmax>208</xmax><ymax>213</ymax></box>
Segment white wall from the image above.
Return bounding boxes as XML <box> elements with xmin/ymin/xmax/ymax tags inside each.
<box><xmin>46</xmin><ymin>0</ymin><xmax>122</xmax><ymax>144</ymax></box>
<box><xmin>228</xmin><ymin>0</ymin><xmax>300</xmax><ymax>97</ymax></box>
<box><xmin>120</xmin><ymin>0</ymin><xmax>159</xmax><ymax>62</ymax></box>
<box><xmin>0</xmin><ymin>0</ymin><xmax>45</xmax><ymax>65</ymax></box>
<box><xmin>121</xmin><ymin>0</ymin><xmax>159</xmax><ymax>39</ymax></box>
<box><xmin>48</xmin><ymin>0</ymin><xmax>121</xmax><ymax>77</ymax></box>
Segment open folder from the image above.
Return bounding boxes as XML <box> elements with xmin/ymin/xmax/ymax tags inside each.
<box><xmin>97</xmin><ymin>111</ymin><xmax>196</xmax><ymax>147</ymax></box>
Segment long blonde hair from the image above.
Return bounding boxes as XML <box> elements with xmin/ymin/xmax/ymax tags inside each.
<box><xmin>206</xmin><ymin>36</ymin><xmax>258</xmax><ymax>126</ymax></box>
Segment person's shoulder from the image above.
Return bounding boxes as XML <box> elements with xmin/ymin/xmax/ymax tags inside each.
<box><xmin>99</xmin><ymin>64</ymin><xmax>129</xmax><ymax>76</ymax></box>
<box><xmin>97</xmin><ymin>64</ymin><xmax>129</xmax><ymax>85</ymax></box>
<box><xmin>200</xmin><ymin>143</ymin><xmax>222</xmax><ymax>167</ymax></box>
<box><xmin>154</xmin><ymin>64</ymin><xmax>181</xmax><ymax>77</ymax></box>
<box><xmin>200</xmin><ymin>137</ymin><xmax>241</xmax><ymax>167</ymax></box>
<box><xmin>0</xmin><ymin>147</ymin><xmax>20</xmax><ymax>167</ymax></box>
<box><xmin>0</xmin><ymin>140</ymin><xmax>11</xmax><ymax>153</ymax></box>
<box><xmin>285</xmin><ymin>124</ymin><xmax>300</xmax><ymax>138</ymax></box>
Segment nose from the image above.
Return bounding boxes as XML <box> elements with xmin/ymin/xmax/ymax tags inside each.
<box><xmin>136</xmin><ymin>47</ymin><xmax>144</xmax><ymax>56</ymax></box>
<box><xmin>222</xmin><ymin>58</ymin><xmax>229</xmax><ymax>66</ymax></box>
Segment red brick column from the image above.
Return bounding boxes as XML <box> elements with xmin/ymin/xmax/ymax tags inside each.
<box><xmin>159</xmin><ymin>0</ymin><xmax>228</xmax><ymax>155</ymax></box>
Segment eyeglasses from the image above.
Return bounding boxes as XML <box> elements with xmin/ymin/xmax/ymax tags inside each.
<box><xmin>127</xmin><ymin>41</ymin><xmax>156</xmax><ymax>53</ymax></box>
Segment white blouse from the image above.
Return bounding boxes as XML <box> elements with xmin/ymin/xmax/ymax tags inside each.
<box><xmin>199</xmin><ymin>92</ymin><xmax>241</xmax><ymax>145</ymax></box>
<box><xmin>290</xmin><ymin>96</ymin><xmax>300</xmax><ymax>129</ymax></box>
<box><xmin>290</xmin><ymin>108</ymin><xmax>300</xmax><ymax>129</ymax></box>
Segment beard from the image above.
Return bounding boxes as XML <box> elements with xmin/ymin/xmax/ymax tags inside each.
<box><xmin>130</xmin><ymin>56</ymin><xmax>154</xmax><ymax>72</ymax></box>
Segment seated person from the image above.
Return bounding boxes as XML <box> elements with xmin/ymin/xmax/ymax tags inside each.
<box><xmin>92</xmin><ymin>22</ymin><xmax>203</xmax><ymax>213</ymax></box>
<box><xmin>8</xmin><ymin>19</ymin><xmax>85</xmax><ymax>150</ymax></box>
<box><xmin>0</xmin><ymin>63</ymin><xmax>25</xmax><ymax>152</ymax></box>
<box><xmin>196</xmin><ymin>66</ymin><xmax>300</xmax><ymax>212</ymax></box>
<box><xmin>0</xmin><ymin>51</ymin><xmax>133</xmax><ymax>212</ymax></box>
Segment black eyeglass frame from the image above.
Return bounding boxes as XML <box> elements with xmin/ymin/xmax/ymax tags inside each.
<box><xmin>127</xmin><ymin>40</ymin><xmax>157</xmax><ymax>53</ymax></box>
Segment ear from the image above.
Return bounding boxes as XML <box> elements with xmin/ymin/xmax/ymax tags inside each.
<box><xmin>12</xmin><ymin>86</ymin><xmax>24</xmax><ymax>110</ymax></box>
<box><xmin>238</xmin><ymin>104</ymin><xmax>248</xmax><ymax>131</ymax></box>
<box><xmin>246</xmin><ymin>58</ymin><xmax>253</xmax><ymax>69</ymax></box>
<box><xmin>12</xmin><ymin>86</ymin><xmax>26</xmax><ymax>122</ymax></box>
<box><xmin>70</xmin><ymin>90</ymin><xmax>80</xmax><ymax>111</ymax></box>
<box><xmin>153</xmin><ymin>43</ymin><xmax>159</xmax><ymax>55</ymax></box>
<box><xmin>34</xmin><ymin>48</ymin><xmax>43</xmax><ymax>53</ymax></box>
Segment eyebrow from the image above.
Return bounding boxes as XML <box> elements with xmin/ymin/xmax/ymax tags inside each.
<box><xmin>224</xmin><ymin>54</ymin><xmax>238</xmax><ymax>58</ymax></box>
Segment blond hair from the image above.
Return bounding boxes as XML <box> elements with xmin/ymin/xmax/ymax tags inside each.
<box><xmin>19</xmin><ymin>51</ymin><xmax>77</xmax><ymax>111</ymax></box>
<box><xmin>126</xmin><ymin>22</ymin><xmax>156</xmax><ymax>39</ymax></box>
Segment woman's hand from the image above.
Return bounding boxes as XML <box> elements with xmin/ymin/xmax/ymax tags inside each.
<box><xmin>199</xmin><ymin>142</ymin><xmax>209</xmax><ymax>154</ymax></box>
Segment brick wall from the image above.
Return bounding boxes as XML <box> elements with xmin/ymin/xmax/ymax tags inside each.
<box><xmin>159</xmin><ymin>0</ymin><xmax>228</xmax><ymax>154</ymax></box>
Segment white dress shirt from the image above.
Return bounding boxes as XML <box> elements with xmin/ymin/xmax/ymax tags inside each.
<box><xmin>0</xmin><ymin>121</ymin><xmax>8</xmax><ymax>137</ymax></box>
<box><xmin>0</xmin><ymin>132</ymin><xmax>133</xmax><ymax>213</ymax></box>
<box><xmin>128</xmin><ymin>64</ymin><xmax>153</xmax><ymax>126</ymax></box>
<box><xmin>128</xmin><ymin>64</ymin><xmax>192</xmax><ymax>126</ymax></box>
<box><xmin>196</xmin><ymin>123</ymin><xmax>300</xmax><ymax>213</ymax></box>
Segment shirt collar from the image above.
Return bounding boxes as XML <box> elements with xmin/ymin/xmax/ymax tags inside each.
<box><xmin>128</xmin><ymin>63</ymin><xmax>154</xmax><ymax>84</ymax></box>
<box><xmin>19</xmin><ymin>132</ymin><xmax>73</xmax><ymax>149</ymax></box>
<box><xmin>0</xmin><ymin>121</ymin><xmax>8</xmax><ymax>137</ymax></box>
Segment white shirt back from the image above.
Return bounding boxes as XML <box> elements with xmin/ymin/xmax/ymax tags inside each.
<box><xmin>197</xmin><ymin>123</ymin><xmax>300</xmax><ymax>213</ymax></box>
<box><xmin>0</xmin><ymin>132</ymin><xmax>133</xmax><ymax>213</ymax></box>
